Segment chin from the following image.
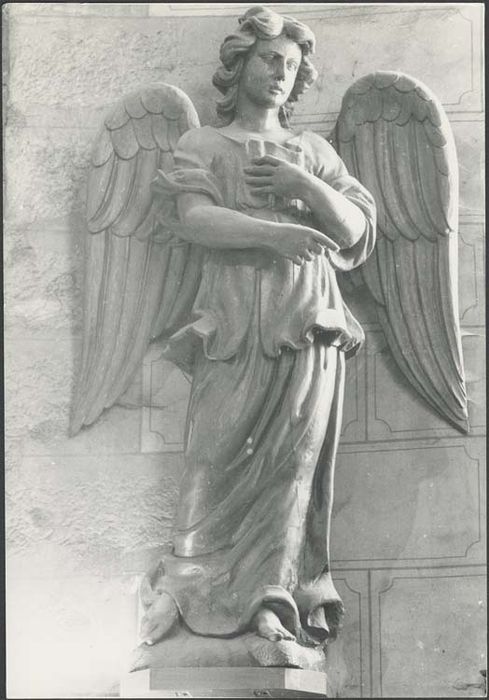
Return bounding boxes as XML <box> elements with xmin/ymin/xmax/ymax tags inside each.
<box><xmin>258</xmin><ymin>95</ymin><xmax>287</xmax><ymax>109</ymax></box>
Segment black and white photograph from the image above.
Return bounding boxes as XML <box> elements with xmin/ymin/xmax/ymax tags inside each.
<box><xmin>3</xmin><ymin>2</ymin><xmax>486</xmax><ymax>698</ymax></box>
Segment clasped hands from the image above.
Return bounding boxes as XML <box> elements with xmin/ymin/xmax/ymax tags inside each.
<box><xmin>244</xmin><ymin>155</ymin><xmax>339</xmax><ymax>265</ymax></box>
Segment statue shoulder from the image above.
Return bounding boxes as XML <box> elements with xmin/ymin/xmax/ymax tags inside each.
<box><xmin>301</xmin><ymin>129</ymin><xmax>340</xmax><ymax>158</ymax></box>
<box><xmin>300</xmin><ymin>130</ymin><xmax>346</xmax><ymax>179</ymax></box>
<box><xmin>174</xmin><ymin>126</ymin><xmax>225</xmax><ymax>169</ymax></box>
<box><xmin>177</xmin><ymin>125</ymin><xmax>216</xmax><ymax>151</ymax></box>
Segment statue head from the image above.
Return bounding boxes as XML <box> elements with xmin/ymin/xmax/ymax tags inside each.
<box><xmin>213</xmin><ymin>6</ymin><xmax>318</xmax><ymax>126</ymax></box>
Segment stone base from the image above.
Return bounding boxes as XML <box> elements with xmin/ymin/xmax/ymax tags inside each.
<box><xmin>130</xmin><ymin>629</ymin><xmax>327</xmax><ymax>673</ymax></box>
<box><xmin>121</xmin><ymin>668</ymin><xmax>328</xmax><ymax>698</ymax></box>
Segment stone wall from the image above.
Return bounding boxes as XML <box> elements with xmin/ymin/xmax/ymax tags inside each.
<box><xmin>4</xmin><ymin>3</ymin><xmax>485</xmax><ymax>697</ymax></box>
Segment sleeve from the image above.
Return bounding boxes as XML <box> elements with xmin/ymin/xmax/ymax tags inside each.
<box><xmin>152</xmin><ymin>128</ymin><xmax>224</xmax><ymax>207</ymax></box>
<box><xmin>311</xmin><ymin>133</ymin><xmax>377</xmax><ymax>272</ymax></box>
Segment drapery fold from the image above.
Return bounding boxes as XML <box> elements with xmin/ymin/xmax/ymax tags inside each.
<box><xmin>145</xmin><ymin>125</ymin><xmax>375</xmax><ymax>643</ymax></box>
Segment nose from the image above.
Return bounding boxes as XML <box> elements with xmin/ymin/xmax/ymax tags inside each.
<box><xmin>273</xmin><ymin>59</ymin><xmax>286</xmax><ymax>81</ymax></box>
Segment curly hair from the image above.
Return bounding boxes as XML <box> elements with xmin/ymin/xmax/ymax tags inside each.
<box><xmin>212</xmin><ymin>6</ymin><xmax>318</xmax><ymax>127</ymax></box>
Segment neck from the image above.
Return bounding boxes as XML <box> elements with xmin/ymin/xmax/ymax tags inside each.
<box><xmin>234</xmin><ymin>94</ymin><xmax>282</xmax><ymax>133</ymax></box>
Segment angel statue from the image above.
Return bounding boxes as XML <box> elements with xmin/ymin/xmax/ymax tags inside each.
<box><xmin>71</xmin><ymin>5</ymin><xmax>468</xmax><ymax>673</ymax></box>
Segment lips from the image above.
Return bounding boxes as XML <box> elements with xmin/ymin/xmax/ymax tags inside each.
<box><xmin>269</xmin><ymin>86</ymin><xmax>284</xmax><ymax>94</ymax></box>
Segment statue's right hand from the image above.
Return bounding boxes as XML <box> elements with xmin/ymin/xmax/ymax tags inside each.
<box><xmin>266</xmin><ymin>223</ymin><xmax>340</xmax><ymax>265</ymax></box>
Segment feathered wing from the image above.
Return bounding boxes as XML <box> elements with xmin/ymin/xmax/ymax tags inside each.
<box><xmin>70</xmin><ymin>83</ymin><xmax>201</xmax><ymax>435</ymax></box>
<box><xmin>332</xmin><ymin>71</ymin><xmax>469</xmax><ymax>433</ymax></box>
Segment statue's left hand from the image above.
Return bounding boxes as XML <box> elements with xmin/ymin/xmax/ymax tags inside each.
<box><xmin>244</xmin><ymin>155</ymin><xmax>311</xmax><ymax>200</ymax></box>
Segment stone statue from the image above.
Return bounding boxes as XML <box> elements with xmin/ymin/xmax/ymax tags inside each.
<box><xmin>70</xmin><ymin>5</ymin><xmax>468</xmax><ymax>675</ymax></box>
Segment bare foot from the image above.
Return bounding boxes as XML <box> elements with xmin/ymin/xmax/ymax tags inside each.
<box><xmin>140</xmin><ymin>591</ymin><xmax>179</xmax><ymax>644</ymax></box>
<box><xmin>253</xmin><ymin>607</ymin><xmax>296</xmax><ymax>642</ymax></box>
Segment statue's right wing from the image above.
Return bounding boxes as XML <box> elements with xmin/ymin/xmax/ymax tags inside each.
<box><xmin>70</xmin><ymin>84</ymin><xmax>200</xmax><ymax>436</ymax></box>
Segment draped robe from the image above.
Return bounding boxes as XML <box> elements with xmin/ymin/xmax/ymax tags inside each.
<box><xmin>145</xmin><ymin>126</ymin><xmax>376</xmax><ymax>643</ymax></box>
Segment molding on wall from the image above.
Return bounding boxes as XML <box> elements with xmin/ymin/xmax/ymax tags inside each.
<box><xmin>333</xmin><ymin>571</ymin><xmax>369</xmax><ymax>698</ymax></box>
<box><xmin>341</xmin><ymin>353</ymin><xmax>367</xmax><ymax>444</ymax></box>
<box><xmin>326</xmin><ymin>563</ymin><xmax>486</xmax><ymax>697</ymax></box>
<box><xmin>333</xmin><ymin>439</ymin><xmax>485</xmax><ymax>568</ymax></box>
<box><xmin>372</xmin><ymin>566</ymin><xmax>486</xmax><ymax>697</ymax></box>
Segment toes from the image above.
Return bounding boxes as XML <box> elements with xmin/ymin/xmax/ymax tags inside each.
<box><xmin>257</xmin><ymin>626</ymin><xmax>279</xmax><ymax>642</ymax></box>
<box><xmin>140</xmin><ymin>616</ymin><xmax>155</xmax><ymax>639</ymax></box>
<box><xmin>282</xmin><ymin>632</ymin><xmax>296</xmax><ymax>642</ymax></box>
<box><xmin>141</xmin><ymin>619</ymin><xmax>171</xmax><ymax>644</ymax></box>
<box><xmin>257</xmin><ymin>626</ymin><xmax>296</xmax><ymax>643</ymax></box>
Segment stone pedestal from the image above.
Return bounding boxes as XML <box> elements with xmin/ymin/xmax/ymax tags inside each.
<box><xmin>121</xmin><ymin>668</ymin><xmax>328</xmax><ymax>698</ymax></box>
<box><xmin>130</xmin><ymin>630</ymin><xmax>327</xmax><ymax>674</ymax></box>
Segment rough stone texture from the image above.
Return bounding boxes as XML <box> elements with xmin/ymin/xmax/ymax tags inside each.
<box><xmin>6</xmin><ymin>453</ymin><xmax>181</xmax><ymax>577</ymax></box>
<box><xmin>4</xmin><ymin>3</ymin><xmax>485</xmax><ymax>698</ymax></box>
<box><xmin>130</xmin><ymin>631</ymin><xmax>328</xmax><ymax>675</ymax></box>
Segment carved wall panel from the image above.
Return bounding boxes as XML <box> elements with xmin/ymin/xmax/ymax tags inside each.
<box><xmin>458</xmin><ymin>223</ymin><xmax>485</xmax><ymax>327</ymax></box>
<box><xmin>149</xmin><ymin>3</ymin><xmax>329</xmax><ymax>16</ymax></box>
<box><xmin>140</xmin><ymin>346</ymin><xmax>190</xmax><ymax>454</ymax></box>
<box><xmin>340</xmin><ymin>352</ymin><xmax>367</xmax><ymax>444</ymax></box>
<box><xmin>369</xmin><ymin>567</ymin><xmax>486</xmax><ymax>697</ymax></box>
<box><xmin>289</xmin><ymin>4</ymin><xmax>483</xmax><ymax>131</ymax></box>
<box><xmin>332</xmin><ymin>439</ymin><xmax>485</xmax><ymax>567</ymax></box>
<box><xmin>327</xmin><ymin>571</ymin><xmax>370</xmax><ymax>698</ymax></box>
<box><xmin>452</xmin><ymin>121</ymin><xmax>485</xmax><ymax>216</ymax></box>
<box><xmin>462</xmin><ymin>331</ymin><xmax>486</xmax><ymax>432</ymax></box>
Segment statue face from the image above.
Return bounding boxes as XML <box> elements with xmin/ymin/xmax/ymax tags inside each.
<box><xmin>239</xmin><ymin>34</ymin><xmax>302</xmax><ymax>109</ymax></box>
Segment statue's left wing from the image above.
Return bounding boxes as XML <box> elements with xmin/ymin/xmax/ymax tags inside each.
<box><xmin>70</xmin><ymin>84</ymin><xmax>200</xmax><ymax>435</ymax></box>
<box><xmin>333</xmin><ymin>71</ymin><xmax>469</xmax><ymax>433</ymax></box>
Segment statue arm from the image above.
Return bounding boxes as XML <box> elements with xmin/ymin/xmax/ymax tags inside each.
<box><xmin>296</xmin><ymin>173</ymin><xmax>367</xmax><ymax>248</ymax></box>
<box><xmin>176</xmin><ymin>192</ymin><xmax>284</xmax><ymax>249</ymax></box>
<box><xmin>175</xmin><ymin>192</ymin><xmax>340</xmax><ymax>263</ymax></box>
<box><xmin>244</xmin><ymin>135</ymin><xmax>371</xmax><ymax>250</ymax></box>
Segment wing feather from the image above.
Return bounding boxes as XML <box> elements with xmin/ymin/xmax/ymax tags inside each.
<box><xmin>107</xmin><ymin>238</ymin><xmax>170</xmax><ymax>402</ymax></box>
<box><xmin>105</xmin><ymin>100</ymin><xmax>130</xmax><ymax>130</ymax></box>
<box><xmin>410</xmin><ymin>121</ymin><xmax>449</xmax><ymax>235</ymax></box>
<box><xmin>98</xmin><ymin>236</ymin><xmax>153</xmax><ymax>405</ymax></box>
<box><xmin>124</xmin><ymin>93</ymin><xmax>147</xmax><ymax>119</ymax></box>
<box><xmin>88</xmin><ymin>157</ymin><xmax>137</xmax><ymax>233</ymax></box>
<box><xmin>110</xmin><ymin>149</ymin><xmax>159</xmax><ymax>236</ymax></box>
<box><xmin>168</xmin><ymin>119</ymin><xmax>183</xmax><ymax>150</ymax></box>
<box><xmin>92</xmin><ymin>126</ymin><xmax>113</xmax><ymax>167</ymax></box>
<box><xmin>132</xmin><ymin>112</ymin><xmax>157</xmax><ymax>150</ymax></box>
<box><xmin>391</xmin><ymin>120</ymin><xmax>438</xmax><ymax>240</ymax></box>
<box><xmin>86</xmin><ymin>152</ymin><xmax>116</xmax><ymax>223</ymax></box>
<box><xmin>70</xmin><ymin>83</ymin><xmax>200</xmax><ymax>435</ymax></box>
<box><xmin>151</xmin><ymin>244</ymin><xmax>191</xmax><ymax>328</ymax></box>
<box><xmin>151</xmin><ymin>113</ymin><xmax>171</xmax><ymax>151</ymax></box>
<box><xmin>415</xmin><ymin>241</ymin><xmax>466</xmax><ymax>406</ymax></box>
<box><xmin>71</xmin><ymin>232</ymin><xmax>109</xmax><ymax>421</ymax></box>
<box><xmin>392</xmin><ymin>239</ymin><xmax>458</xmax><ymax>416</ymax></box>
<box><xmin>110</xmin><ymin>118</ymin><xmax>140</xmax><ymax>160</ymax></box>
<box><xmin>374</xmin><ymin>119</ymin><xmax>421</xmax><ymax>242</ymax></box>
<box><xmin>360</xmin><ymin>235</ymin><xmax>385</xmax><ymax>306</ymax></box>
<box><xmin>335</xmin><ymin>71</ymin><xmax>469</xmax><ymax>433</ymax></box>
<box><xmin>140</xmin><ymin>87</ymin><xmax>166</xmax><ymax>114</ymax></box>
<box><xmin>163</xmin><ymin>244</ymin><xmax>205</xmax><ymax>332</ymax></box>
<box><xmin>80</xmin><ymin>234</ymin><xmax>132</xmax><ymax>426</ymax></box>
